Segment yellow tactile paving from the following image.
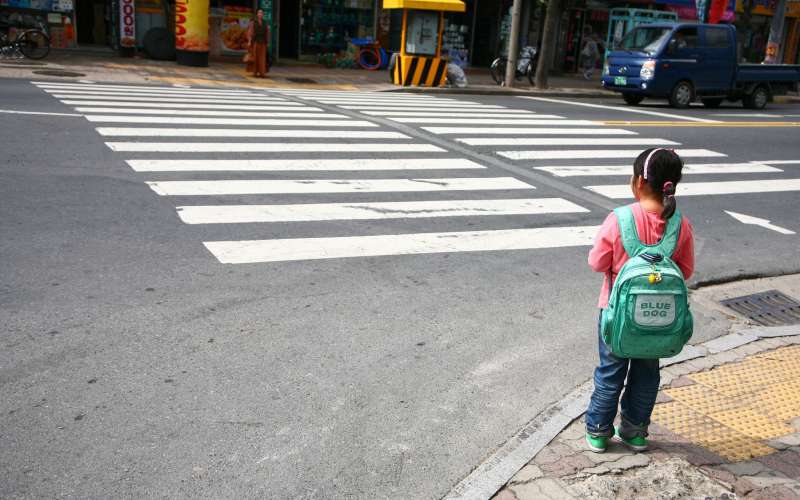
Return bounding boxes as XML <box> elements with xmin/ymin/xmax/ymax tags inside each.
<box><xmin>652</xmin><ymin>346</ymin><xmax>800</xmax><ymax>462</ymax></box>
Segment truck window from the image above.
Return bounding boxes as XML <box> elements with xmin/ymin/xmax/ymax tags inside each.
<box><xmin>669</xmin><ymin>27</ymin><xmax>698</xmax><ymax>51</ymax></box>
<box><xmin>616</xmin><ymin>26</ymin><xmax>672</xmax><ymax>54</ymax></box>
<box><xmin>705</xmin><ymin>27</ymin><xmax>730</xmax><ymax>48</ymax></box>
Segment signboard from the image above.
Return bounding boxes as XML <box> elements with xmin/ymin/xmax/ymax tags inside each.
<box><xmin>119</xmin><ymin>0</ymin><xmax>136</xmax><ymax>48</ymax></box>
<box><xmin>176</xmin><ymin>0</ymin><xmax>210</xmax><ymax>53</ymax></box>
<box><xmin>220</xmin><ymin>5</ymin><xmax>251</xmax><ymax>55</ymax></box>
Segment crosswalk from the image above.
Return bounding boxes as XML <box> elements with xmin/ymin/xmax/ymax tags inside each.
<box><xmin>277</xmin><ymin>88</ymin><xmax>799</xmax><ymax>203</ymax></box>
<box><xmin>34</xmin><ymin>81</ymin><xmax>598</xmax><ymax>264</ymax></box>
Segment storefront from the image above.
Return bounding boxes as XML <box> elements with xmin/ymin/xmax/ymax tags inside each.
<box><xmin>735</xmin><ymin>0</ymin><xmax>800</xmax><ymax>63</ymax></box>
<box><xmin>1</xmin><ymin>0</ymin><xmax>79</xmax><ymax>49</ymax></box>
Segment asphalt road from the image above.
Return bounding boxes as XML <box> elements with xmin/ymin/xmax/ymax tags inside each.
<box><xmin>1</xmin><ymin>78</ymin><xmax>798</xmax><ymax>499</ymax></box>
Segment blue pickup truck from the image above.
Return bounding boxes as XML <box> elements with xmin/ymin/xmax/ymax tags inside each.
<box><xmin>601</xmin><ymin>23</ymin><xmax>800</xmax><ymax>108</ymax></box>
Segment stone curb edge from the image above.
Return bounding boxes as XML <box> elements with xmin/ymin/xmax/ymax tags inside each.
<box><xmin>443</xmin><ymin>324</ymin><xmax>800</xmax><ymax>500</ymax></box>
<box><xmin>381</xmin><ymin>87</ymin><xmax>613</xmax><ymax>99</ymax></box>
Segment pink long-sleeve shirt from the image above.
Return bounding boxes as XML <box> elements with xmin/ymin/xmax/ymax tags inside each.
<box><xmin>589</xmin><ymin>203</ymin><xmax>695</xmax><ymax>308</ymax></box>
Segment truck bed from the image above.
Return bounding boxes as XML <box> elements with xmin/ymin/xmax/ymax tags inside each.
<box><xmin>737</xmin><ymin>64</ymin><xmax>800</xmax><ymax>83</ymax></box>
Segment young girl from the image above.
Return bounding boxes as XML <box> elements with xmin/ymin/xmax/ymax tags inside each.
<box><xmin>585</xmin><ymin>148</ymin><xmax>695</xmax><ymax>453</ymax></box>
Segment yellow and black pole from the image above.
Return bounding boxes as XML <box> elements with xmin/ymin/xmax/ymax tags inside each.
<box><xmin>384</xmin><ymin>0</ymin><xmax>466</xmax><ymax>87</ymax></box>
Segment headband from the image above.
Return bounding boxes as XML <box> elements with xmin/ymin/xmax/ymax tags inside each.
<box><xmin>643</xmin><ymin>148</ymin><xmax>664</xmax><ymax>180</ymax></box>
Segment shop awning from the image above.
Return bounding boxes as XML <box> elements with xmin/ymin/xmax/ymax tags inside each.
<box><xmin>383</xmin><ymin>0</ymin><xmax>466</xmax><ymax>12</ymax></box>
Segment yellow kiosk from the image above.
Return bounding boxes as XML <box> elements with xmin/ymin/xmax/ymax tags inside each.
<box><xmin>383</xmin><ymin>0</ymin><xmax>466</xmax><ymax>87</ymax></box>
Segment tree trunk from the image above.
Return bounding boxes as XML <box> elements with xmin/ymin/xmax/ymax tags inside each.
<box><xmin>534</xmin><ymin>0</ymin><xmax>564</xmax><ymax>88</ymax></box>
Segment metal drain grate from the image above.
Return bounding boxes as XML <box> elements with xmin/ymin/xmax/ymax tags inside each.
<box><xmin>32</xmin><ymin>70</ymin><xmax>86</xmax><ymax>77</ymax></box>
<box><xmin>284</xmin><ymin>77</ymin><xmax>316</xmax><ymax>84</ymax></box>
<box><xmin>721</xmin><ymin>290</ymin><xmax>800</xmax><ymax>326</ymax></box>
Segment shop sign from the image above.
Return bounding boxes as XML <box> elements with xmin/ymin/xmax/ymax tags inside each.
<box><xmin>119</xmin><ymin>0</ymin><xmax>136</xmax><ymax>48</ymax></box>
<box><xmin>736</xmin><ymin>0</ymin><xmax>800</xmax><ymax>16</ymax></box>
<box><xmin>176</xmin><ymin>0</ymin><xmax>210</xmax><ymax>52</ymax></box>
<box><xmin>220</xmin><ymin>5</ymin><xmax>251</xmax><ymax>55</ymax></box>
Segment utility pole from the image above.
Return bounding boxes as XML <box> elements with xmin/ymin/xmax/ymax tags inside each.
<box><xmin>504</xmin><ymin>0</ymin><xmax>523</xmax><ymax>87</ymax></box>
<box><xmin>534</xmin><ymin>0</ymin><xmax>564</xmax><ymax>88</ymax></box>
<box><xmin>764</xmin><ymin>0</ymin><xmax>787</xmax><ymax>63</ymax></box>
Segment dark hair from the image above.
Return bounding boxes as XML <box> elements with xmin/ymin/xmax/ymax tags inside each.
<box><xmin>632</xmin><ymin>148</ymin><xmax>684</xmax><ymax>219</ymax></box>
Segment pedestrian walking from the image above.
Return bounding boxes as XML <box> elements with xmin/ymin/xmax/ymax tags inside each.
<box><xmin>581</xmin><ymin>34</ymin><xmax>600</xmax><ymax>80</ymax></box>
<box><xmin>247</xmin><ymin>9</ymin><xmax>270</xmax><ymax>78</ymax></box>
<box><xmin>584</xmin><ymin>148</ymin><xmax>695</xmax><ymax>453</ymax></box>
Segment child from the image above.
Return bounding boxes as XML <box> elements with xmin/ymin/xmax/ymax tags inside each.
<box><xmin>585</xmin><ymin>148</ymin><xmax>695</xmax><ymax>453</ymax></box>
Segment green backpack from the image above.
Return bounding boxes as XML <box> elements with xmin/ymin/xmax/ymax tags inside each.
<box><xmin>600</xmin><ymin>206</ymin><xmax>693</xmax><ymax>359</ymax></box>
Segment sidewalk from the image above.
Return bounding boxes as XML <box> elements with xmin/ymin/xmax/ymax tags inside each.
<box><xmin>493</xmin><ymin>275</ymin><xmax>800</xmax><ymax>500</ymax></box>
<box><xmin>0</xmin><ymin>50</ymin><xmax>612</xmax><ymax>96</ymax></box>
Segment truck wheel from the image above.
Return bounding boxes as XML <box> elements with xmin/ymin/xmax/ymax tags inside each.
<box><xmin>669</xmin><ymin>81</ymin><xmax>694</xmax><ymax>108</ymax></box>
<box><xmin>622</xmin><ymin>93</ymin><xmax>644</xmax><ymax>105</ymax></box>
<box><xmin>744</xmin><ymin>86</ymin><xmax>769</xmax><ymax>109</ymax></box>
<box><xmin>701</xmin><ymin>98</ymin><xmax>723</xmax><ymax>108</ymax></box>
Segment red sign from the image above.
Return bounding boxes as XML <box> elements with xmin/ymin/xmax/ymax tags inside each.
<box><xmin>119</xmin><ymin>0</ymin><xmax>136</xmax><ymax>48</ymax></box>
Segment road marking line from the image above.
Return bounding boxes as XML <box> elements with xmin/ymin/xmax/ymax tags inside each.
<box><xmin>421</xmin><ymin>123</ymin><xmax>598</xmax><ymax>132</ymax></box>
<box><xmin>521</xmin><ymin>97</ymin><xmax>721</xmax><ymax>123</ymax></box>
<box><xmin>586</xmin><ymin>178</ymin><xmax>800</xmax><ymax>198</ymax></box>
<box><xmin>725</xmin><ymin>211</ymin><xmax>795</xmax><ymax>235</ymax></box>
<box><xmin>146</xmin><ymin>177</ymin><xmax>534</xmax><ymax>196</ymax></box>
<box><xmin>390</xmin><ymin>117</ymin><xmax>568</xmax><ymax>124</ymax></box>
<box><xmin>316</xmin><ymin>99</ymin><xmax>481</xmax><ymax>105</ymax></box>
<box><xmin>127</xmin><ymin>158</ymin><xmax>486</xmax><ymax>172</ymax></box>
<box><xmin>50</xmin><ymin>94</ymin><xmax>299</xmax><ymax>104</ymax></box>
<box><xmin>0</xmin><ymin>108</ymin><xmax>82</xmax><ymax>117</ymax></box>
<box><xmin>203</xmin><ymin>225</ymin><xmax>599</xmax><ymax>263</ymax></box>
<box><xmin>34</xmin><ymin>82</ymin><xmax>254</xmax><ymax>95</ymax></box>
<box><xmin>710</xmin><ymin>113</ymin><xmax>781</xmax><ymax>118</ymax></box>
<box><xmin>362</xmin><ymin>112</ymin><xmax>540</xmax><ymax>118</ymax></box>
<box><xmin>62</xmin><ymin>100</ymin><xmax>321</xmax><ymax>111</ymax></box>
<box><xmin>98</xmin><ymin>128</ymin><xmax>409</xmax><ymax>138</ymax></box>
<box><xmin>536</xmin><ymin>162</ymin><xmax>782</xmax><ymax>177</ymax></box>
<box><xmin>499</xmin><ymin>148</ymin><xmax>725</xmax><ymax>160</ymax></box>
<box><xmin>107</xmin><ymin>142</ymin><xmax>445</xmax><ymax>153</ymax></box>
<box><xmin>84</xmin><ymin>116</ymin><xmax>378</xmax><ymax>127</ymax></box>
<box><xmin>43</xmin><ymin>89</ymin><xmax>288</xmax><ymax>100</ymax></box>
<box><xmin>75</xmin><ymin>107</ymin><xmax>345</xmax><ymax>118</ymax></box>
<box><xmin>423</xmin><ymin>127</ymin><xmax>635</xmax><ymax>135</ymax></box>
<box><xmin>459</xmin><ymin>137</ymin><xmax>678</xmax><ymax>146</ymax></box>
<box><xmin>34</xmin><ymin>81</ymin><xmax>252</xmax><ymax>92</ymax></box>
<box><xmin>340</xmin><ymin>105</ymin><xmax>509</xmax><ymax>110</ymax></box>
<box><xmin>176</xmin><ymin>198</ymin><xmax>589</xmax><ymax>224</ymax></box>
<box><xmin>600</xmin><ymin>120</ymin><xmax>800</xmax><ymax>127</ymax></box>
<box><xmin>755</xmin><ymin>160</ymin><xmax>800</xmax><ymax>165</ymax></box>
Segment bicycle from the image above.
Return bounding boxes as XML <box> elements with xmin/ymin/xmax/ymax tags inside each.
<box><xmin>0</xmin><ymin>22</ymin><xmax>50</xmax><ymax>60</ymax></box>
<box><xmin>490</xmin><ymin>45</ymin><xmax>538</xmax><ymax>86</ymax></box>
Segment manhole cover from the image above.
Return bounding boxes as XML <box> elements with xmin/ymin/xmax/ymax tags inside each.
<box><xmin>285</xmin><ymin>77</ymin><xmax>316</xmax><ymax>84</ymax></box>
<box><xmin>32</xmin><ymin>70</ymin><xmax>86</xmax><ymax>77</ymax></box>
<box><xmin>721</xmin><ymin>290</ymin><xmax>800</xmax><ymax>326</ymax></box>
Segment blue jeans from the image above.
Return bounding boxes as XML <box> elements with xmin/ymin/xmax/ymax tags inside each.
<box><xmin>586</xmin><ymin>311</ymin><xmax>661</xmax><ymax>437</ymax></box>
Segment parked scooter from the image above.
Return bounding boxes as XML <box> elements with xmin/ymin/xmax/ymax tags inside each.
<box><xmin>490</xmin><ymin>46</ymin><xmax>538</xmax><ymax>86</ymax></box>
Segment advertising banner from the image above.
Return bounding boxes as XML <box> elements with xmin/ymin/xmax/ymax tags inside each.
<box><xmin>220</xmin><ymin>5</ymin><xmax>251</xmax><ymax>55</ymax></box>
<box><xmin>176</xmin><ymin>0</ymin><xmax>210</xmax><ymax>53</ymax></box>
<box><xmin>119</xmin><ymin>0</ymin><xmax>136</xmax><ymax>48</ymax></box>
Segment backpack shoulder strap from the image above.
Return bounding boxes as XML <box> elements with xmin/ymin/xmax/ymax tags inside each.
<box><xmin>654</xmin><ymin>208</ymin><xmax>683</xmax><ymax>258</ymax></box>
<box><xmin>614</xmin><ymin>206</ymin><xmax>645</xmax><ymax>257</ymax></box>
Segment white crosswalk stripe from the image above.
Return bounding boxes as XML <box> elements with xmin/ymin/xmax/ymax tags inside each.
<box><xmin>177</xmin><ymin>198</ymin><xmax>589</xmax><ymax>224</ymax></box>
<box><xmin>536</xmin><ymin>163</ymin><xmax>782</xmax><ymax>177</ymax></box>
<box><xmin>76</xmin><ymin>107</ymin><xmax>345</xmax><ymax>118</ymax></box>
<box><xmin>498</xmin><ymin>149</ymin><xmax>725</xmax><ymax>160</ymax></box>
<box><xmin>459</xmin><ymin>138</ymin><xmax>678</xmax><ymax>147</ymax></box>
<box><xmin>98</xmin><ymin>128</ymin><xmax>410</xmax><ymax>139</ymax></box>
<box><xmin>84</xmin><ymin>116</ymin><xmax>377</xmax><ymax>126</ymax></box>
<box><xmin>107</xmin><ymin>142</ymin><xmax>446</xmax><ymax>153</ymax></box>
<box><xmin>63</xmin><ymin>101</ymin><xmax>323</xmax><ymax>111</ymax></box>
<box><xmin>587</xmin><ymin>179</ymin><xmax>800</xmax><ymax>198</ymax></box>
<box><xmin>126</xmin><ymin>158</ymin><xmax>486</xmax><ymax>172</ymax></box>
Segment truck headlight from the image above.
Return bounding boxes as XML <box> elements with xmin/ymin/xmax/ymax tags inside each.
<box><xmin>640</xmin><ymin>60</ymin><xmax>656</xmax><ymax>79</ymax></box>
<box><xmin>603</xmin><ymin>62</ymin><xmax>610</xmax><ymax>76</ymax></box>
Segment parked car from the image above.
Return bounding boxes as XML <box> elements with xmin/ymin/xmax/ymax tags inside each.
<box><xmin>601</xmin><ymin>23</ymin><xmax>800</xmax><ymax>108</ymax></box>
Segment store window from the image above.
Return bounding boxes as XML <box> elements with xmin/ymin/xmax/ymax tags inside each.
<box><xmin>300</xmin><ymin>0</ymin><xmax>374</xmax><ymax>56</ymax></box>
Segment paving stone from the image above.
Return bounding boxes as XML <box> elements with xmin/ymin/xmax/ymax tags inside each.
<box><xmin>491</xmin><ymin>488</ymin><xmax>518</xmax><ymax>500</ymax></box>
<box><xmin>767</xmin><ymin>433</ymin><xmax>800</xmax><ymax>450</ymax></box>
<box><xmin>759</xmin><ymin>337</ymin><xmax>789</xmax><ymax>349</ymax></box>
<box><xmin>581</xmin><ymin>448</ymin><xmax>628</xmax><ymax>464</ymax></box>
<box><xmin>699</xmin><ymin>465</ymin><xmax>736</xmax><ymax>486</ymax></box>
<box><xmin>579</xmin><ymin>464</ymin><xmax>610</xmax><ymax>475</ymax></box>
<box><xmin>745</xmin><ymin>485</ymin><xmax>799</xmax><ymax>500</ymax></box>
<box><xmin>722</xmin><ymin>461</ymin><xmax>768</xmax><ymax>476</ymax></box>
<box><xmin>510</xmin><ymin>464</ymin><xmax>544</xmax><ymax>484</ymax></box>
<box><xmin>756</xmin><ymin>450</ymin><xmax>800</xmax><ymax>479</ymax></box>
<box><xmin>661</xmin><ymin>344</ymin><xmax>708</xmax><ymax>367</ymax></box>
<box><xmin>510</xmin><ymin>477</ymin><xmax>576</xmax><ymax>500</ymax></box>
<box><xmin>680</xmin><ymin>444</ymin><xmax>725</xmax><ymax>466</ymax></box>
<box><xmin>670</xmin><ymin>375</ymin><xmax>696</xmax><ymax>388</ymax></box>
<box><xmin>540</xmin><ymin>453</ymin><xmax>596</xmax><ymax>477</ymax></box>
<box><xmin>534</xmin><ymin>443</ymin><xmax>578</xmax><ymax>466</ymax></box>
<box><xmin>559</xmin><ymin>421</ymin><xmax>585</xmax><ymax>441</ymax></box>
<box><xmin>737</xmin><ymin>341</ymin><xmax>766</xmax><ymax>356</ymax></box>
<box><xmin>734</xmin><ymin>476</ymin><xmax>757</xmax><ymax>496</ymax></box>
<box><xmin>742</xmin><ymin>473</ymin><xmax>793</xmax><ymax>489</ymax></box>
<box><xmin>655</xmin><ymin>392</ymin><xmax>674</xmax><ymax>404</ymax></box>
<box><xmin>753</xmin><ymin>326</ymin><xmax>800</xmax><ymax>339</ymax></box>
<box><xmin>685</xmin><ymin>355</ymin><xmax>721</xmax><ymax>372</ymax></box>
<box><xmin>709</xmin><ymin>349</ymin><xmax>741</xmax><ymax>366</ymax></box>
<box><xmin>660</xmin><ymin>371</ymin><xmax>676</xmax><ymax>388</ymax></box>
<box><xmin>605</xmin><ymin>453</ymin><xmax>651</xmax><ymax>471</ymax></box>
<box><xmin>791</xmin><ymin>418</ymin><xmax>800</xmax><ymax>432</ymax></box>
<box><xmin>704</xmin><ymin>332</ymin><xmax>759</xmax><ymax>354</ymax></box>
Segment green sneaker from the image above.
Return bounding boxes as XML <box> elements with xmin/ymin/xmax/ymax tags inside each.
<box><xmin>614</xmin><ymin>427</ymin><xmax>648</xmax><ymax>452</ymax></box>
<box><xmin>585</xmin><ymin>433</ymin><xmax>608</xmax><ymax>453</ymax></box>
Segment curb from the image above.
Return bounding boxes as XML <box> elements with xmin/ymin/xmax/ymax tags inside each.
<box><xmin>382</xmin><ymin>86</ymin><xmax>613</xmax><ymax>99</ymax></box>
<box><xmin>444</xmin><ymin>324</ymin><xmax>800</xmax><ymax>500</ymax></box>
